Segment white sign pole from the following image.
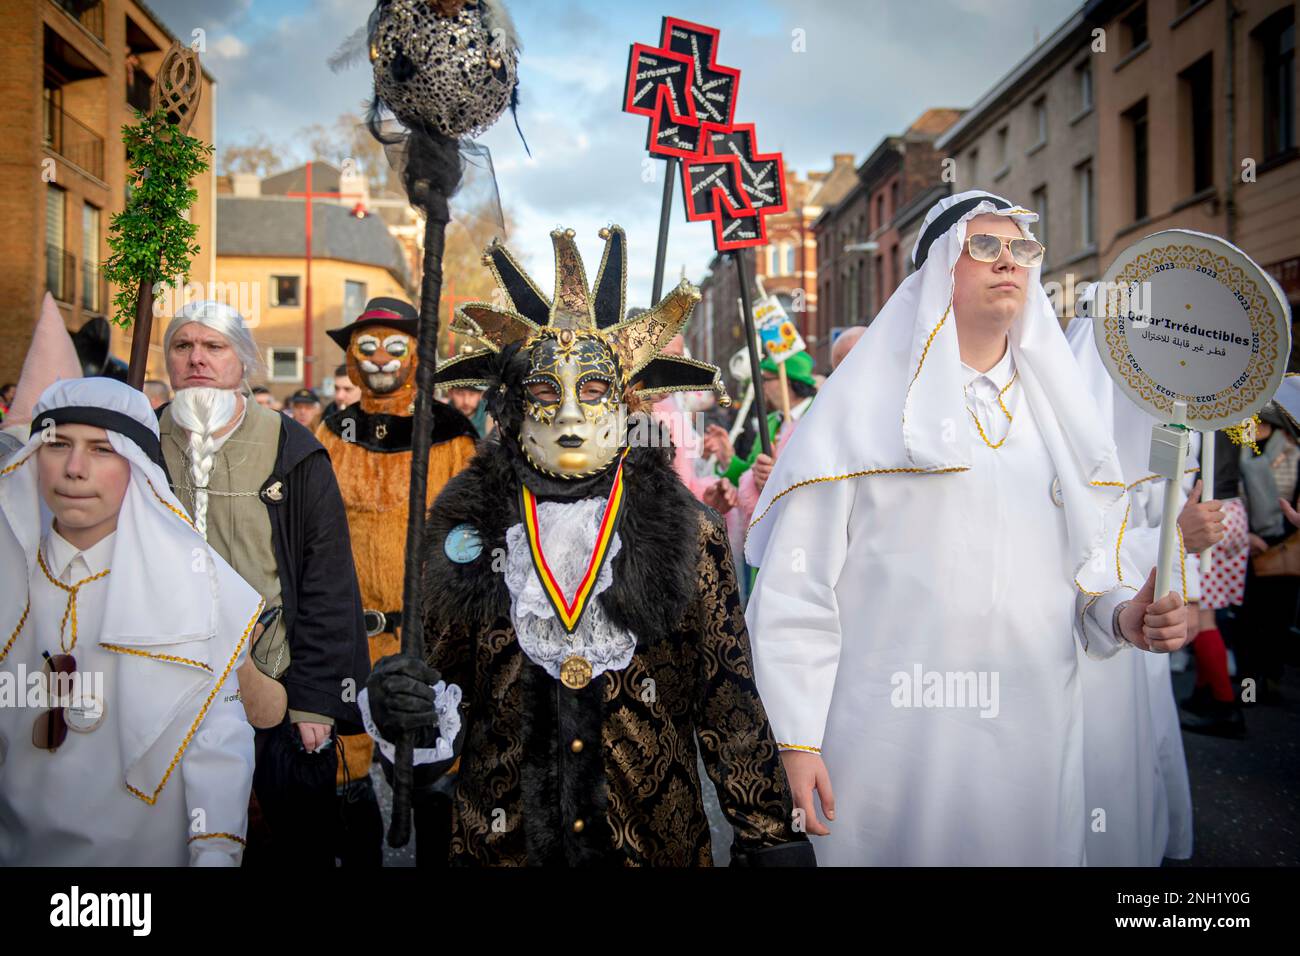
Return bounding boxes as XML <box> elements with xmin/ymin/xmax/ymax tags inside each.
<box><xmin>1199</xmin><ymin>431</ymin><xmax>1215</xmax><ymax>574</ymax></box>
<box><xmin>1153</xmin><ymin>402</ymin><xmax>1190</xmax><ymax>599</ymax></box>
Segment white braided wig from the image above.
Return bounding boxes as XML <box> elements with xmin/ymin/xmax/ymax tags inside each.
<box><xmin>168</xmin><ymin>387</ymin><xmax>237</xmax><ymax>539</ymax></box>
<box><xmin>163</xmin><ymin>300</ymin><xmax>261</xmax><ymax>539</ymax></box>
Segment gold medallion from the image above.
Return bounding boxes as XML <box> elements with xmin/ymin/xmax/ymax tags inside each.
<box><xmin>559</xmin><ymin>655</ymin><xmax>592</xmax><ymax>690</ymax></box>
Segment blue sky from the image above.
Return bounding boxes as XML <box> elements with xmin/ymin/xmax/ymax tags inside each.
<box><xmin>147</xmin><ymin>0</ymin><xmax>1080</xmax><ymax>302</ymax></box>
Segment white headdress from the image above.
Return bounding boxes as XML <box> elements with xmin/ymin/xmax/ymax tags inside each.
<box><xmin>744</xmin><ymin>190</ymin><xmax>1126</xmax><ymax>594</ymax></box>
<box><xmin>0</xmin><ymin>378</ymin><xmax>262</xmax><ymax>802</ymax></box>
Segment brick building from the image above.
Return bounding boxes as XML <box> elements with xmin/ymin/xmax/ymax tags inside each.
<box><xmin>0</xmin><ymin>0</ymin><xmax>216</xmax><ymax>382</ymax></box>
<box><xmin>936</xmin><ymin>7</ymin><xmax>1101</xmax><ymax>321</ymax></box>
<box><xmin>214</xmin><ymin>168</ymin><xmax>412</xmax><ymax>396</ymax></box>
<box><xmin>815</xmin><ymin>109</ymin><xmax>962</xmax><ymax>354</ymax></box>
<box><xmin>690</xmin><ymin>156</ymin><xmax>858</xmax><ymax>384</ymax></box>
<box><xmin>1082</xmin><ymin>0</ymin><xmax>1300</xmax><ymax>363</ymax></box>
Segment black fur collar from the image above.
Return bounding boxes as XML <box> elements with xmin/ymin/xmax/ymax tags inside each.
<box><xmin>322</xmin><ymin>401</ymin><xmax>476</xmax><ymax>453</ymax></box>
<box><xmin>421</xmin><ymin>437</ymin><xmax>701</xmax><ymax>645</ymax></box>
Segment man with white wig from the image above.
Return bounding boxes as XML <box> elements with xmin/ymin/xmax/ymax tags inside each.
<box><xmin>744</xmin><ymin>191</ymin><xmax>1189</xmax><ymax>866</ymax></box>
<box><xmin>156</xmin><ymin>300</ymin><xmax>370</xmax><ymax>866</ymax></box>
<box><xmin>0</xmin><ymin>378</ymin><xmax>260</xmax><ymax>864</ymax></box>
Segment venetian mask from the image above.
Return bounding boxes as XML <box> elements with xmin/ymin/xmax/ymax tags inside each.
<box><xmin>432</xmin><ymin>226</ymin><xmax>730</xmax><ymax>481</ymax></box>
<box><xmin>348</xmin><ymin>324</ymin><xmax>415</xmax><ymax>397</ymax></box>
<box><xmin>519</xmin><ymin>330</ymin><xmax>622</xmax><ymax>477</ymax></box>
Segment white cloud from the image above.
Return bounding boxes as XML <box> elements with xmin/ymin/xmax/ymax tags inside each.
<box><xmin>211</xmin><ymin>34</ymin><xmax>247</xmax><ymax>59</ymax></box>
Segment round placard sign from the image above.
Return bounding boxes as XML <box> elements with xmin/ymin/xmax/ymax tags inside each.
<box><xmin>1090</xmin><ymin>229</ymin><xmax>1291</xmax><ymax>430</ymax></box>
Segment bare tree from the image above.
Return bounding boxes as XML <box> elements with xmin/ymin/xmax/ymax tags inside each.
<box><xmin>217</xmin><ymin>132</ymin><xmax>285</xmax><ymax>178</ymax></box>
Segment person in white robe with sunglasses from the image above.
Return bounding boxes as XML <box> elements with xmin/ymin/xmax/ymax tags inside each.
<box><xmin>744</xmin><ymin>191</ymin><xmax>1190</xmax><ymax>866</ymax></box>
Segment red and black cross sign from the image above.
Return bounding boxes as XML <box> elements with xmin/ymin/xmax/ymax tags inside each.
<box><xmin>622</xmin><ymin>17</ymin><xmax>739</xmax><ymax>160</ymax></box>
<box><xmin>682</xmin><ymin>122</ymin><xmax>787</xmax><ymax>252</ymax></box>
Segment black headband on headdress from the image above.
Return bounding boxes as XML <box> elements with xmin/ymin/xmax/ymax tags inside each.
<box><xmin>30</xmin><ymin>406</ymin><xmax>163</xmax><ymax>466</ymax></box>
<box><xmin>913</xmin><ymin>194</ymin><xmax>1012</xmax><ymax>270</ymax></box>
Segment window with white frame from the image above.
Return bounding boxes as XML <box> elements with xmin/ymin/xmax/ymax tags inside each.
<box><xmin>270</xmin><ymin>275</ymin><xmax>300</xmax><ymax>307</ymax></box>
<box><xmin>267</xmin><ymin>346</ymin><xmax>303</xmax><ymax>382</ymax></box>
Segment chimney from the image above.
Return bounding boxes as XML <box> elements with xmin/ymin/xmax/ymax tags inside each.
<box><xmin>231</xmin><ymin>173</ymin><xmax>261</xmax><ymax>197</ymax></box>
<box><xmin>832</xmin><ymin>152</ymin><xmax>855</xmax><ymax>168</ymax></box>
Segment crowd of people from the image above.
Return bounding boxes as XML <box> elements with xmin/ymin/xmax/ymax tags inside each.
<box><xmin>0</xmin><ymin>192</ymin><xmax>1293</xmax><ymax>867</ymax></box>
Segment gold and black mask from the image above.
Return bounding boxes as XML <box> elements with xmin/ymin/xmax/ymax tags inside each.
<box><xmin>434</xmin><ymin>226</ymin><xmax>729</xmax><ymax>480</ymax></box>
<box><xmin>518</xmin><ymin>329</ymin><xmax>622</xmax><ymax>476</ymax></box>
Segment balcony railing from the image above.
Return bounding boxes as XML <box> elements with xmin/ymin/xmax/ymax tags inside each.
<box><xmin>46</xmin><ymin>245</ymin><xmax>75</xmax><ymax>303</ymax></box>
<box><xmin>51</xmin><ymin>0</ymin><xmax>105</xmax><ymax>42</ymax></box>
<box><xmin>43</xmin><ymin>100</ymin><xmax>104</xmax><ymax>180</ymax></box>
<box><xmin>81</xmin><ymin>260</ymin><xmax>107</xmax><ymax>315</ymax></box>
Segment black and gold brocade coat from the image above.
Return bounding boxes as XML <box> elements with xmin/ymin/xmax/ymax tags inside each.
<box><xmin>418</xmin><ymin>438</ymin><xmax>807</xmax><ymax>866</ymax></box>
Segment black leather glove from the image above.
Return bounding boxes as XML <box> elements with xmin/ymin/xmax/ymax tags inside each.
<box><xmin>366</xmin><ymin>654</ymin><xmax>442</xmax><ymax>749</ymax></box>
<box><xmin>729</xmin><ymin>840</ymin><xmax>818</xmax><ymax>867</ymax></box>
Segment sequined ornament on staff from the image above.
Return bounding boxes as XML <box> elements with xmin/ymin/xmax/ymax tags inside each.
<box><xmin>369</xmin><ymin>0</ymin><xmax>519</xmax><ymax>139</ymax></box>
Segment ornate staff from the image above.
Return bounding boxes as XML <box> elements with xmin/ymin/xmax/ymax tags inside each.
<box><xmin>105</xmin><ymin>41</ymin><xmax>205</xmax><ymax>390</ymax></box>
<box><xmin>363</xmin><ymin>0</ymin><xmax>519</xmax><ymax>848</ymax></box>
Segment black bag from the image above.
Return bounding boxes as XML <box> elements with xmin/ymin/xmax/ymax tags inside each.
<box><xmin>246</xmin><ymin>718</ymin><xmax>338</xmax><ymax>867</ymax></box>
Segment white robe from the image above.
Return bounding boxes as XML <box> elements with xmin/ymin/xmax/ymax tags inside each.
<box><xmin>746</xmin><ymin>349</ymin><xmax>1129</xmax><ymax>866</ymax></box>
<box><xmin>1066</xmin><ymin>314</ymin><xmax>1195</xmax><ymax>864</ymax></box>
<box><xmin>0</xmin><ymin>530</ymin><xmax>254</xmax><ymax>866</ymax></box>
<box><xmin>1079</xmin><ymin>479</ymin><xmax>1196</xmax><ymax>864</ymax></box>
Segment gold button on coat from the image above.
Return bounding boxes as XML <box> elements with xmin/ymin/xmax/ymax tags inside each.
<box><xmin>570</xmin><ymin>738</ymin><xmax>583</xmax><ymax>753</ymax></box>
<box><xmin>572</xmin><ymin>819</ymin><xmax>585</xmax><ymax>833</ymax></box>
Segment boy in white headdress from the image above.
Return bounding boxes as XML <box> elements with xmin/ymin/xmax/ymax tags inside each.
<box><xmin>0</xmin><ymin>378</ymin><xmax>262</xmax><ymax>865</ymax></box>
<box><xmin>744</xmin><ymin>191</ymin><xmax>1190</xmax><ymax>866</ymax></box>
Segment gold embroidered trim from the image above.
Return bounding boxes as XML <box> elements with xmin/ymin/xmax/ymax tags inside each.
<box><xmin>908</xmin><ymin>299</ymin><xmax>954</xmax><ymax>397</ymax></box>
<box><xmin>125</xmin><ymin>599</ymin><xmax>262</xmax><ymax>806</ymax></box>
<box><xmin>968</xmin><ymin>409</ymin><xmax>1009</xmax><ymax>449</ymax></box>
<box><xmin>967</xmin><ymin>370</ymin><xmax>1019</xmax><ymax>451</ymax></box>
<box><xmin>0</xmin><ymin>597</ymin><xmax>30</xmax><ymax>665</ymax></box>
<box><xmin>101</xmin><ymin>643</ymin><xmax>213</xmax><ymax>674</ymax></box>
<box><xmin>777</xmin><ymin>742</ymin><xmax>821</xmax><ymax>754</ymax></box>
<box><xmin>747</xmin><ymin>465</ymin><xmax>970</xmax><ymax>534</ymax></box>
<box><xmin>188</xmin><ymin>831</ymin><xmax>246</xmax><ymax>846</ymax></box>
<box><xmin>36</xmin><ymin>549</ymin><xmax>110</xmax><ymax>653</ymax></box>
<box><xmin>1125</xmin><ymin>467</ymin><xmax>1201</xmax><ymax>491</ymax></box>
<box><xmin>972</xmin><ymin>369</ymin><xmax>1019</xmax><ymax>452</ymax></box>
<box><xmin>146</xmin><ymin>477</ymin><xmax>197</xmax><ymax>531</ymax></box>
<box><xmin>1115</xmin><ymin>502</ymin><xmax>1131</xmax><ymax>583</ymax></box>
<box><xmin>1</xmin><ymin>450</ymin><xmax>36</xmax><ymax>476</ymax></box>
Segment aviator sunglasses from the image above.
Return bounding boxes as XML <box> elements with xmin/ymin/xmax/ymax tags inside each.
<box><xmin>965</xmin><ymin>233</ymin><xmax>1045</xmax><ymax>268</ymax></box>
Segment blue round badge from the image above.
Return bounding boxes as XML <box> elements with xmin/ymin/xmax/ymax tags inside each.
<box><xmin>444</xmin><ymin>523</ymin><xmax>484</xmax><ymax>564</ymax></box>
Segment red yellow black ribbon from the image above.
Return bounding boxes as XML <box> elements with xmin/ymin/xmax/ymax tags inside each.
<box><xmin>521</xmin><ymin>453</ymin><xmax>627</xmax><ymax>634</ymax></box>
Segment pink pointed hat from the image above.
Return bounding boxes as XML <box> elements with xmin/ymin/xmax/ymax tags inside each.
<box><xmin>7</xmin><ymin>293</ymin><xmax>81</xmax><ymax>427</ymax></box>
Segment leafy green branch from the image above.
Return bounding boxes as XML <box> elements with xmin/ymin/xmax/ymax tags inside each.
<box><xmin>102</xmin><ymin>108</ymin><xmax>213</xmax><ymax>329</ymax></box>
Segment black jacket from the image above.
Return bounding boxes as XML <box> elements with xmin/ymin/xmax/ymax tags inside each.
<box><xmin>159</xmin><ymin>407</ymin><xmax>369</xmax><ymax>735</ymax></box>
<box><xmin>417</xmin><ymin>439</ymin><xmax>811</xmax><ymax>866</ymax></box>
